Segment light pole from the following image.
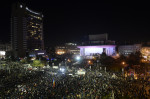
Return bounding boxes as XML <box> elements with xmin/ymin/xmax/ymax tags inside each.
<box><xmin>104</xmin><ymin>67</ymin><xmax>106</xmax><ymax>73</ymax></box>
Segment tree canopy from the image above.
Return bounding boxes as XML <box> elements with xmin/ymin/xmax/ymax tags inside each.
<box><xmin>31</xmin><ymin>60</ymin><xmax>44</xmax><ymax>67</ymax></box>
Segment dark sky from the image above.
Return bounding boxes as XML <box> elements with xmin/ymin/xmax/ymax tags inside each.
<box><xmin>1</xmin><ymin>1</ymin><xmax>150</xmax><ymax>46</ymax></box>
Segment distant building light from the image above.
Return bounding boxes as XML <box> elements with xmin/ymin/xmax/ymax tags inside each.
<box><xmin>0</xmin><ymin>51</ymin><xmax>5</xmax><ymax>56</ymax></box>
<box><xmin>38</xmin><ymin>53</ymin><xmax>44</xmax><ymax>55</ymax></box>
<box><xmin>76</xmin><ymin>56</ymin><xmax>81</xmax><ymax>60</ymax></box>
<box><xmin>35</xmin><ymin>49</ymin><xmax>39</xmax><ymax>51</ymax></box>
<box><xmin>20</xmin><ymin>5</ymin><xmax>23</xmax><ymax>8</ymax></box>
<box><xmin>26</xmin><ymin>7</ymin><xmax>40</xmax><ymax>15</ymax></box>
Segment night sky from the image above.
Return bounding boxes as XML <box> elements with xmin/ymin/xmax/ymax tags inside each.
<box><xmin>1</xmin><ymin>1</ymin><xmax>150</xmax><ymax>46</ymax></box>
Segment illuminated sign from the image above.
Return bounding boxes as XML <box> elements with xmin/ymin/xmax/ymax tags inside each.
<box><xmin>26</xmin><ymin>7</ymin><xmax>40</xmax><ymax>15</ymax></box>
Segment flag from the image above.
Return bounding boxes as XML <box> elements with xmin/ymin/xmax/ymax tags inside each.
<box><xmin>53</xmin><ymin>79</ymin><xmax>55</xmax><ymax>88</ymax></box>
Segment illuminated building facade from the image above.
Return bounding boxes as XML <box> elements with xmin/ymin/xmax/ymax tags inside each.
<box><xmin>78</xmin><ymin>45</ymin><xmax>116</xmax><ymax>57</ymax></box>
<box><xmin>141</xmin><ymin>47</ymin><xmax>150</xmax><ymax>61</ymax></box>
<box><xmin>118</xmin><ymin>44</ymin><xmax>141</xmax><ymax>56</ymax></box>
<box><xmin>0</xmin><ymin>43</ymin><xmax>11</xmax><ymax>58</ymax></box>
<box><xmin>78</xmin><ymin>34</ymin><xmax>116</xmax><ymax>59</ymax></box>
<box><xmin>55</xmin><ymin>43</ymin><xmax>80</xmax><ymax>55</ymax></box>
<box><xmin>11</xmin><ymin>3</ymin><xmax>44</xmax><ymax>57</ymax></box>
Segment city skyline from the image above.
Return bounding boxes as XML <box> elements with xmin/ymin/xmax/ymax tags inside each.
<box><xmin>1</xmin><ymin>1</ymin><xmax>150</xmax><ymax>46</ymax></box>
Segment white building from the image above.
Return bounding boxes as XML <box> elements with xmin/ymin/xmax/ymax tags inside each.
<box><xmin>78</xmin><ymin>45</ymin><xmax>116</xmax><ymax>57</ymax></box>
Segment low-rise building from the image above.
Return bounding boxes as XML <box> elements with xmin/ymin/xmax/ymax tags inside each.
<box><xmin>118</xmin><ymin>44</ymin><xmax>142</xmax><ymax>56</ymax></box>
<box><xmin>78</xmin><ymin>45</ymin><xmax>116</xmax><ymax>59</ymax></box>
<box><xmin>55</xmin><ymin>43</ymin><xmax>80</xmax><ymax>55</ymax></box>
<box><xmin>141</xmin><ymin>46</ymin><xmax>150</xmax><ymax>60</ymax></box>
<box><xmin>78</xmin><ymin>33</ymin><xmax>116</xmax><ymax>59</ymax></box>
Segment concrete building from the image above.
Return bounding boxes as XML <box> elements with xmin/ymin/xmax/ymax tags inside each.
<box><xmin>78</xmin><ymin>45</ymin><xmax>116</xmax><ymax>57</ymax></box>
<box><xmin>55</xmin><ymin>43</ymin><xmax>80</xmax><ymax>55</ymax></box>
<box><xmin>11</xmin><ymin>3</ymin><xmax>44</xmax><ymax>57</ymax></box>
<box><xmin>118</xmin><ymin>44</ymin><xmax>141</xmax><ymax>56</ymax></box>
<box><xmin>78</xmin><ymin>33</ymin><xmax>116</xmax><ymax>59</ymax></box>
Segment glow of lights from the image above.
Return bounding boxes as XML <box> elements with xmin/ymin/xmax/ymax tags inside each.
<box><xmin>122</xmin><ymin>62</ymin><xmax>125</xmax><ymax>65</ymax></box>
<box><xmin>116</xmin><ymin>53</ymin><xmax>119</xmax><ymax>57</ymax></box>
<box><xmin>57</xmin><ymin>51</ymin><xmax>65</xmax><ymax>55</ymax></box>
<box><xmin>60</xmin><ymin>68</ymin><xmax>65</xmax><ymax>72</ymax></box>
<box><xmin>35</xmin><ymin>49</ymin><xmax>39</xmax><ymax>51</ymax></box>
<box><xmin>77</xmin><ymin>69</ymin><xmax>86</xmax><ymax>75</ymax></box>
<box><xmin>52</xmin><ymin>66</ymin><xmax>59</xmax><ymax>69</ymax></box>
<box><xmin>78</xmin><ymin>45</ymin><xmax>116</xmax><ymax>56</ymax></box>
<box><xmin>37</xmin><ymin>53</ymin><xmax>44</xmax><ymax>55</ymax></box>
<box><xmin>88</xmin><ymin>60</ymin><xmax>91</xmax><ymax>64</ymax></box>
<box><xmin>20</xmin><ymin>5</ymin><xmax>23</xmax><ymax>8</ymax></box>
<box><xmin>31</xmin><ymin>57</ymin><xmax>36</xmax><ymax>60</ymax></box>
<box><xmin>26</xmin><ymin>7</ymin><xmax>40</xmax><ymax>15</ymax></box>
<box><xmin>68</xmin><ymin>59</ymin><xmax>71</xmax><ymax>62</ymax></box>
<box><xmin>0</xmin><ymin>51</ymin><xmax>6</xmax><ymax>55</ymax></box>
<box><xmin>92</xmin><ymin>56</ymin><xmax>95</xmax><ymax>59</ymax></box>
<box><xmin>76</xmin><ymin>56</ymin><xmax>81</xmax><ymax>60</ymax></box>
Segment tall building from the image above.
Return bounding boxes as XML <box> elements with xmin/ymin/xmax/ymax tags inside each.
<box><xmin>11</xmin><ymin>3</ymin><xmax>44</xmax><ymax>57</ymax></box>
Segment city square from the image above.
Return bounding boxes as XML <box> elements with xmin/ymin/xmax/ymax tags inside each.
<box><xmin>1</xmin><ymin>1</ymin><xmax>150</xmax><ymax>99</ymax></box>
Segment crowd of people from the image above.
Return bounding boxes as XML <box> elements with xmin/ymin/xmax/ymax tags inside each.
<box><xmin>0</xmin><ymin>66</ymin><xmax>150</xmax><ymax>98</ymax></box>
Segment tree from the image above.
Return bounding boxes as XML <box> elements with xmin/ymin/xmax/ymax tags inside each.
<box><xmin>127</xmin><ymin>51</ymin><xmax>142</xmax><ymax>66</ymax></box>
<box><xmin>118</xmin><ymin>54</ymin><xmax>127</xmax><ymax>62</ymax></box>
<box><xmin>100</xmin><ymin>52</ymin><xmax>115</xmax><ymax>66</ymax></box>
<box><xmin>31</xmin><ymin>60</ymin><xmax>44</xmax><ymax>70</ymax></box>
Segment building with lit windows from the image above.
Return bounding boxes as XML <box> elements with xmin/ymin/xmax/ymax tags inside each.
<box><xmin>141</xmin><ymin>47</ymin><xmax>150</xmax><ymax>61</ymax></box>
<box><xmin>118</xmin><ymin>44</ymin><xmax>142</xmax><ymax>56</ymax></box>
<box><xmin>55</xmin><ymin>43</ymin><xmax>80</xmax><ymax>55</ymax></box>
<box><xmin>11</xmin><ymin>3</ymin><xmax>44</xmax><ymax>57</ymax></box>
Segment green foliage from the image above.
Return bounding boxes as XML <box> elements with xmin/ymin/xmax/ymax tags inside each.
<box><xmin>31</xmin><ymin>60</ymin><xmax>44</xmax><ymax>67</ymax></box>
<box><xmin>102</xmin><ymin>93</ymin><xmax>111</xmax><ymax>99</ymax></box>
<box><xmin>101</xmin><ymin>52</ymin><xmax>107</xmax><ymax>59</ymax></box>
<box><xmin>100</xmin><ymin>52</ymin><xmax>115</xmax><ymax>66</ymax></box>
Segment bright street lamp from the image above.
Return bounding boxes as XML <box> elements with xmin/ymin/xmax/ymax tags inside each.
<box><xmin>76</xmin><ymin>56</ymin><xmax>81</xmax><ymax>61</ymax></box>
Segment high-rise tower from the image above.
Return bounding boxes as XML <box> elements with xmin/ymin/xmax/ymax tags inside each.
<box><xmin>11</xmin><ymin>3</ymin><xmax>44</xmax><ymax>57</ymax></box>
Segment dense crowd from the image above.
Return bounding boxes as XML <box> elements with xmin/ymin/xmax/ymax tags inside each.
<box><xmin>0</xmin><ymin>67</ymin><xmax>150</xmax><ymax>98</ymax></box>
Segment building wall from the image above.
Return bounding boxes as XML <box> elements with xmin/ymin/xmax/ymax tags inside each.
<box><xmin>55</xmin><ymin>43</ymin><xmax>80</xmax><ymax>55</ymax></box>
<box><xmin>11</xmin><ymin>3</ymin><xmax>44</xmax><ymax>57</ymax></box>
<box><xmin>141</xmin><ymin>47</ymin><xmax>150</xmax><ymax>60</ymax></box>
<box><xmin>118</xmin><ymin>44</ymin><xmax>141</xmax><ymax>56</ymax></box>
<box><xmin>78</xmin><ymin>45</ymin><xmax>116</xmax><ymax>57</ymax></box>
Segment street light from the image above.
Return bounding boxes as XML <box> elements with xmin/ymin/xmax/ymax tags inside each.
<box><xmin>76</xmin><ymin>56</ymin><xmax>81</xmax><ymax>61</ymax></box>
<box><xmin>88</xmin><ymin>60</ymin><xmax>91</xmax><ymax>64</ymax></box>
<box><xmin>60</xmin><ymin>68</ymin><xmax>65</xmax><ymax>72</ymax></box>
<box><xmin>122</xmin><ymin>61</ymin><xmax>125</xmax><ymax>65</ymax></box>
